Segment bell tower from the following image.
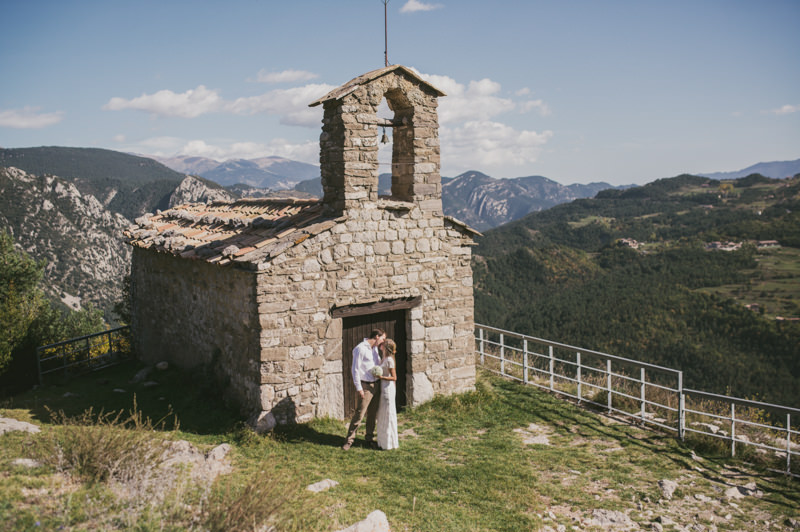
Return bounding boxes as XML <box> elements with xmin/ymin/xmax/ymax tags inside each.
<box><xmin>310</xmin><ymin>65</ymin><xmax>446</xmax><ymax>216</ymax></box>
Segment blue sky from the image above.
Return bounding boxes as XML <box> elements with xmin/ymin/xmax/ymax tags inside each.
<box><xmin>1</xmin><ymin>0</ymin><xmax>798</xmax><ymax>185</ymax></box>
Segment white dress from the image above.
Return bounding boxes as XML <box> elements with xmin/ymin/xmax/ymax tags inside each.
<box><xmin>376</xmin><ymin>356</ymin><xmax>399</xmax><ymax>450</ymax></box>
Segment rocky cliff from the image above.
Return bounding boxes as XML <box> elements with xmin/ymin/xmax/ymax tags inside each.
<box><xmin>0</xmin><ymin>166</ymin><xmax>130</xmax><ymax>313</ymax></box>
<box><xmin>168</xmin><ymin>175</ymin><xmax>236</xmax><ymax>207</ymax></box>
<box><xmin>442</xmin><ymin>171</ymin><xmax>614</xmax><ymax>231</ymax></box>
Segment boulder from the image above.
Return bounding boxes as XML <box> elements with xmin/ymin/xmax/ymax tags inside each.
<box><xmin>658</xmin><ymin>479</ymin><xmax>678</xmax><ymax>500</ymax></box>
<box><xmin>336</xmin><ymin>510</ymin><xmax>390</xmax><ymax>532</ymax></box>
<box><xmin>307</xmin><ymin>479</ymin><xmax>339</xmax><ymax>493</ymax></box>
<box><xmin>0</xmin><ymin>417</ymin><xmax>41</xmax><ymax>435</ymax></box>
<box><xmin>251</xmin><ymin>411</ymin><xmax>277</xmax><ymax>434</ymax></box>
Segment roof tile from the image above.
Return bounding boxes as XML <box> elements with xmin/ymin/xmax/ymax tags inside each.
<box><xmin>124</xmin><ymin>198</ymin><xmax>332</xmax><ymax>267</ymax></box>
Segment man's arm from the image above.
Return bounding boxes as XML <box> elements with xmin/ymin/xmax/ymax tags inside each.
<box><xmin>352</xmin><ymin>344</ymin><xmax>366</xmax><ymax>392</ymax></box>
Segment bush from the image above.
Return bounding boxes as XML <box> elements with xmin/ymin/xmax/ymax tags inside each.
<box><xmin>202</xmin><ymin>474</ymin><xmax>299</xmax><ymax>532</ymax></box>
<box><xmin>30</xmin><ymin>398</ymin><xmax>176</xmax><ymax>485</ymax></box>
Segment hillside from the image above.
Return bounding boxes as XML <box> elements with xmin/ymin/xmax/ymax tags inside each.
<box><xmin>0</xmin><ymin>167</ymin><xmax>131</xmax><ymax>314</ymax></box>
<box><xmin>1</xmin><ymin>366</ymin><xmax>797</xmax><ymax>530</ymax></box>
<box><xmin>473</xmin><ymin>173</ymin><xmax>800</xmax><ymax>407</ymax></box>
<box><xmin>0</xmin><ymin>147</ymin><xmax>186</xmax><ymax>220</ymax></box>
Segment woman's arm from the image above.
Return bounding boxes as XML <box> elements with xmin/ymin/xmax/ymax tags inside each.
<box><xmin>381</xmin><ymin>367</ymin><xmax>397</xmax><ymax>381</ymax></box>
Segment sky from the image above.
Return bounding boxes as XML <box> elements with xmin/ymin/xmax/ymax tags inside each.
<box><xmin>1</xmin><ymin>0</ymin><xmax>798</xmax><ymax>186</ymax></box>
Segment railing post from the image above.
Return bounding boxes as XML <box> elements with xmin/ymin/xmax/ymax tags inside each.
<box><xmin>640</xmin><ymin>367</ymin><xmax>646</xmax><ymax>423</ymax></box>
<box><xmin>606</xmin><ymin>359</ymin><xmax>612</xmax><ymax>412</ymax></box>
<box><xmin>479</xmin><ymin>328</ymin><xmax>485</xmax><ymax>366</ymax></box>
<box><xmin>500</xmin><ymin>333</ymin><xmax>505</xmax><ymax>376</ymax></box>
<box><xmin>787</xmin><ymin>413</ymin><xmax>792</xmax><ymax>476</ymax></box>
<box><xmin>549</xmin><ymin>346</ymin><xmax>554</xmax><ymax>391</ymax></box>
<box><xmin>576</xmin><ymin>352</ymin><xmax>582</xmax><ymax>402</ymax></box>
<box><xmin>35</xmin><ymin>346</ymin><xmax>43</xmax><ymax>386</ymax></box>
<box><xmin>678</xmin><ymin>372</ymin><xmax>685</xmax><ymax>441</ymax></box>
<box><xmin>731</xmin><ymin>403</ymin><xmax>736</xmax><ymax>458</ymax></box>
<box><xmin>523</xmin><ymin>339</ymin><xmax>529</xmax><ymax>384</ymax></box>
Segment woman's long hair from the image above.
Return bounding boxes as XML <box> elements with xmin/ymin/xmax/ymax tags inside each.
<box><xmin>383</xmin><ymin>339</ymin><xmax>396</xmax><ymax>360</ymax></box>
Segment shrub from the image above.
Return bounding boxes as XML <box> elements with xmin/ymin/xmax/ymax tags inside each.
<box><xmin>202</xmin><ymin>473</ymin><xmax>299</xmax><ymax>532</ymax></box>
<box><xmin>30</xmin><ymin>398</ymin><xmax>176</xmax><ymax>485</ymax></box>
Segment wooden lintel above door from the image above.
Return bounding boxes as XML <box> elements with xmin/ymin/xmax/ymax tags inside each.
<box><xmin>331</xmin><ymin>296</ymin><xmax>422</xmax><ymax>319</ymax></box>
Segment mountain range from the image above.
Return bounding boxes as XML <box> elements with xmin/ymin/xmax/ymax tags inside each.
<box><xmin>698</xmin><ymin>158</ymin><xmax>800</xmax><ymax>181</ymax></box>
<box><xmin>148</xmin><ymin>154</ymin><xmax>320</xmax><ymax>190</ymax></box>
<box><xmin>2</xmin><ymin>146</ymin><xmax>798</xmax><ymax>320</ymax></box>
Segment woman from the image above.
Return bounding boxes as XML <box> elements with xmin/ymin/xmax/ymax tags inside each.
<box><xmin>376</xmin><ymin>338</ymin><xmax>399</xmax><ymax>450</ymax></box>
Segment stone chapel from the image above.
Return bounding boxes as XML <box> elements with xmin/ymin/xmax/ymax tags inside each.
<box><xmin>125</xmin><ymin>65</ymin><xmax>479</xmax><ymax>430</ymax></box>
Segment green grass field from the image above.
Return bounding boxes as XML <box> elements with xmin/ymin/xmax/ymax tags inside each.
<box><xmin>2</xmin><ymin>362</ymin><xmax>799</xmax><ymax>531</ymax></box>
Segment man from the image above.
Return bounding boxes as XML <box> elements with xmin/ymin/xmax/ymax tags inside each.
<box><xmin>342</xmin><ymin>328</ymin><xmax>385</xmax><ymax>450</ymax></box>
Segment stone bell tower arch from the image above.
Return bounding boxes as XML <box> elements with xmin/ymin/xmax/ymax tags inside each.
<box><xmin>309</xmin><ymin>65</ymin><xmax>446</xmax><ymax>217</ymax></box>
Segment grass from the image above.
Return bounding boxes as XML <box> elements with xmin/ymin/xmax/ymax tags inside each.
<box><xmin>2</xmin><ymin>361</ymin><xmax>799</xmax><ymax>531</ymax></box>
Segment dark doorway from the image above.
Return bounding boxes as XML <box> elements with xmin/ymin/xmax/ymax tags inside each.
<box><xmin>342</xmin><ymin>309</ymin><xmax>408</xmax><ymax>420</ymax></box>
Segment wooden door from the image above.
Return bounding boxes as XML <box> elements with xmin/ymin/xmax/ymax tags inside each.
<box><xmin>342</xmin><ymin>309</ymin><xmax>408</xmax><ymax>419</ymax></box>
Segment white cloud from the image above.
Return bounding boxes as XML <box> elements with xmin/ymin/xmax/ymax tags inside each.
<box><xmin>130</xmin><ymin>136</ymin><xmax>187</xmax><ymax>156</ymax></box>
<box><xmin>226</xmin><ymin>83</ymin><xmax>334</xmax><ymax>127</ymax></box>
<box><xmin>128</xmin><ymin>136</ymin><xmax>319</xmax><ymax>165</ymax></box>
<box><xmin>178</xmin><ymin>138</ymin><xmax>319</xmax><ymax>164</ymax></box>
<box><xmin>113</xmin><ymin>134</ymin><xmax>126</xmax><ymax>143</ymax></box>
<box><xmin>256</xmin><ymin>69</ymin><xmax>318</xmax><ymax>83</ymax></box>
<box><xmin>418</xmin><ymin>73</ymin><xmax>515</xmax><ymax>124</ymax></box>
<box><xmin>770</xmin><ymin>104</ymin><xmax>800</xmax><ymax>115</ymax></box>
<box><xmin>0</xmin><ymin>106</ymin><xmax>63</xmax><ymax>128</ymax></box>
<box><xmin>104</xmin><ymin>86</ymin><xmax>222</xmax><ymax>118</ymax></box>
<box><xmin>104</xmin><ymin>83</ymin><xmax>333</xmax><ymax>128</ymax></box>
<box><xmin>405</xmin><ymin>70</ymin><xmax>554</xmax><ymax>175</ymax></box>
<box><xmin>441</xmin><ymin>120</ymin><xmax>553</xmax><ymax>176</ymax></box>
<box><xmin>520</xmin><ymin>99</ymin><xmax>551</xmax><ymax>116</ymax></box>
<box><xmin>400</xmin><ymin>0</ymin><xmax>443</xmax><ymax>13</ymax></box>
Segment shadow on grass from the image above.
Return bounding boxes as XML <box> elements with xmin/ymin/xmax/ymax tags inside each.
<box><xmin>272</xmin><ymin>422</ymin><xmax>347</xmax><ymax>448</ymax></box>
<box><xmin>5</xmin><ymin>360</ymin><xmax>241</xmax><ymax>436</ymax></box>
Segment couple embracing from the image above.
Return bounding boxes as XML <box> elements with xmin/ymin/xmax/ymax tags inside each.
<box><xmin>342</xmin><ymin>328</ymin><xmax>399</xmax><ymax>451</ymax></box>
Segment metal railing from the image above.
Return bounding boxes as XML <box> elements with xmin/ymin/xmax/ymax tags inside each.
<box><xmin>36</xmin><ymin>326</ymin><xmax>131</xmax><ymax>384</ymax></box>
<box><xmin>475</xmin><ymin>323</ymin><xmax>800</xmax><ymax>478</ymax></box>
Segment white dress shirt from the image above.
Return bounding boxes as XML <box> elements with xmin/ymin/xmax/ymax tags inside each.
<box><xmin>352</xmin><ymin>338</ymin><xmax>382</xmax><ymax>392</ymax></box>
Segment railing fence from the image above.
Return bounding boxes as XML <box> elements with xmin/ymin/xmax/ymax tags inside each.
<box><xmin>475</xmin><ymin>324</ymin><xmax>799</xmax><ymax>478</ymax></box>
<box><xmin>36</xmin><ymin>326</ymin><xmax>131</xmax><ymax>384</ymax></box>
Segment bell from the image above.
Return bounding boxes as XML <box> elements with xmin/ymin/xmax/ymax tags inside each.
<box><xmin>381</xmin><ymin>127</ymin><xmax>389</xmax><ymax>144</ymax></box>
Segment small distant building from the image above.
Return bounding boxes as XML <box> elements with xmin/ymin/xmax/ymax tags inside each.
<box><xmin>757</xmin><ymin>240</ymin><xmax>780</xmax><ymax>249</ymax></box>
<box><xmin>125</xmin><ymin>65</ymin><xmax>480</xmax><ymax>430</ymax></box>
<box><xmin>705</xmin><ymin>241</ymin><xmax>742</xmax><ymax>252</ymax></box>
<box><xmin>618</xmin><ymin>238</ymin><xmax>640</xmax><ymax>249</ymax></box>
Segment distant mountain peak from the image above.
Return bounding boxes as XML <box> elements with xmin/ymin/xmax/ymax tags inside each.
<box><xmin>144</xmin><ymin>153</ymin><xmax>320</xmax><ymax>190</ymax></box>
<box><xmin>697</xmin><ymin>158</ymin><xmax>800</xmax><ymax>180</ymax></box>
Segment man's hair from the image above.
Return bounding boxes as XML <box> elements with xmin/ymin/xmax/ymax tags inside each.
<box><xmin>369</xmin><ymin>328</ymin><xmax>385</xmax><ymax>339</ymax></box>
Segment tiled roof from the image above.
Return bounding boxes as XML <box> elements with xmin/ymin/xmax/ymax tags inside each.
<box><xmin>124</xmin><ymin>198</ymin><xmax>339</xmax><ymax>268</ymax></box>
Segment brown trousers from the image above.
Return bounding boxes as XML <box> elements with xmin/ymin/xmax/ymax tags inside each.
<box><xmin>345</xmin><ymin>380</ymin><xmax>381</xmax><ymax>444</ymax></box>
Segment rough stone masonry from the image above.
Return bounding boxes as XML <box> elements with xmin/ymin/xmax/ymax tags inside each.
<box><xmin>126</xmin><ymin>65</ymin><xmax>479</xmax><ymax>430</ymax></box>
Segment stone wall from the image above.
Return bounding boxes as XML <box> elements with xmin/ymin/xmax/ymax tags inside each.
<box><xmin>130</xmin><ymin>248</ymin><xmax>261</xmax><ymax>414</ymax></box>
<box><xmin>319</xmin><ymin>69</ymin><xmax>442</xmax><ymax>216</ymax></box>
<box><xmin>255</xmin><ymin>200</ymin><xmax>475</xmax><ymax>425</ymax></box>
<box><xmin>130</xmin><ymin>66</ymin><xmax>476</xmax><ymax>429</ymax></box>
